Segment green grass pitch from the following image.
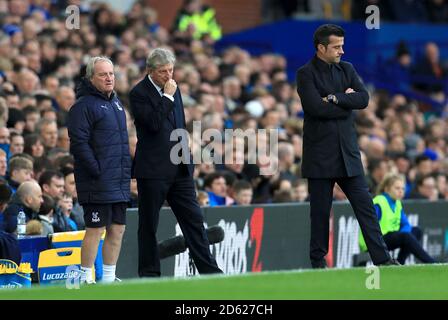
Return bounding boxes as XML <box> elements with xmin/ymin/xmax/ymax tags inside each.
<box><xmin>1</xmin><ymin>264</ymin><xmax>447</xmax><ymax>300</ymax></box>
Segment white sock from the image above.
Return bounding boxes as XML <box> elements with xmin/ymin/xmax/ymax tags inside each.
<box><xmin>102</xmin><ymin>264</ymin><xmax>116</xmax><ymax>283</ymax></box>
<box><xmin>80</xmin><ymin>266</ymin><xmax>94</xmax><ymax>284</ymax></box>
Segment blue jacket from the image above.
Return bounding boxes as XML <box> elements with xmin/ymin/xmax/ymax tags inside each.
<box><xmin>207</xmin><ymin>191</ymin><xmax>226</xmax><ymax>207</ymax></box>
<box><xmin>67</xmin><ymin>79</ymin><xmax>131</xmax><ymax>205</ymax></box>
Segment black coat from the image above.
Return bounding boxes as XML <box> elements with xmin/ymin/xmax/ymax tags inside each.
<box><xmin>129</xmin><ymin>76</ymin><xmax>193</xmax><ymax>180</ymax></box>
<box><xmin>296</xmin><ymin>56</ymin><xmax>369</xmax><ymax>178</ymax></box>
<box><xmin>67</xmin><ymin>79</ymin><xmax>131</xmax><ymax>204</ymax></box>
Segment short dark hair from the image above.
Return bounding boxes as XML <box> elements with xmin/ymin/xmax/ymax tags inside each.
<box><xmin>39</xmin><ymin>194</ymin><xmax>55</xmax><ymax>216</ymax></box>
<box><xmin>38</xmin><ymin>170</ymin><xmax>64</xmax><ymax>188</ymax></box>
<box><xmin>204</xmin><ymin>172</ymin><xmax>226</xmax><ymax>189</ymax></box>
<box><xmin>233</xmin><ymin>180</ymin><xmax>252</xmax><ymax>194</ymax></box>
<box><xmin>415</xmin><ymin>154</ymin><xmax>431</xmax><ymax>165</ymax></box>
<box><xmin>313</xmin><ymin>24</ymin><xmax>345</xmax><ymax>50</ymax></box>
<box><xmin>60</xmin><ymin>165</ymin><xmax>74</xmax><ymax>178</ymax></box>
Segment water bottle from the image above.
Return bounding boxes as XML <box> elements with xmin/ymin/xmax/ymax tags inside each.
<box><xmin>17</xmin><ymin>210</ymin><xmax>26</xmax><ymax>236</ymax></box>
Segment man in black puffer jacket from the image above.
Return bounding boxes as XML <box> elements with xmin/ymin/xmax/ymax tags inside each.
<box><xmin>67</xmin><ymin>56</ymin><xmax>131</xmax><ymax>284</ymax></box>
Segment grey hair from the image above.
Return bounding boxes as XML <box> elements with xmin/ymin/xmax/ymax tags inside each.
<box><xmin>85</xmin><ymin>56</ymin><xmax>114</xmax><ymax>79</ymax></box>
<box><xmin>146</xmin><ymin>48</ymin><xmax>176</xmax><ymax>70</ymax></box>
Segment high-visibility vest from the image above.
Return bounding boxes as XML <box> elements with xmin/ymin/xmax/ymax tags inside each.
<box><xmin>359</xmin><ymin>194</ymin><xmax>401</xmax><ymax>251</ymax></box>
<box><xmin>178</xmin><ymin>8</ymin><xmax>222</xmax><ymax>40</ymax></box>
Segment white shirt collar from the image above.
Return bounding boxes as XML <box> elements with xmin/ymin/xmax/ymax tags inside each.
<box><xmin>147</xmin><ymin>75</ymin><xmax>163</xmax><ymax>95</ymax></box>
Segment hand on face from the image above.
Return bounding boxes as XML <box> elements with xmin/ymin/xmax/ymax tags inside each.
<box><xmin>163</xmin><ymin>79</ymin><xmax>177</xmax><ymax>96</ymax></box>
<box><xmin>150</xmin><ymin>63</ymin><xmax>175</xmax><ymax>94</ymax></box>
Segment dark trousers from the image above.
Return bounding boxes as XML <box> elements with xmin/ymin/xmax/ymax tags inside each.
<box><xmin>137</xmin><ymin>165</ymin><xmax>222</xmax><ymax>277</ymax></box>
<box><xmin>308</xmin><ymin>175</ymin><xmax>391</xmax><ymax>267</ymax></box>
<box><xmin>384</xmin><ymin>227</ymin><xmax>435</xmax><ymax>264</ymax></box>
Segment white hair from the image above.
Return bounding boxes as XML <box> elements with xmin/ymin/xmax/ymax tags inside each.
<box><xmin>85</xmin><ymin>56</ymin><xmax>114</xmax><ymax>79</ymax></box>
<box><xmin>146</xmin><ymin>48</ymin><xmax>176</xmax><ymax>70</ymax></box>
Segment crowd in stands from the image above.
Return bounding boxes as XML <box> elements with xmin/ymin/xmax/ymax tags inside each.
<box><xmin>0</xmin><ymin>0</ymin><xmax>447</xmax><ymax>241</ymax></box>
<box><xmin>266</xmin><ymin>0</ymin><xmax>448</xmax><ymax>24</ymax></box>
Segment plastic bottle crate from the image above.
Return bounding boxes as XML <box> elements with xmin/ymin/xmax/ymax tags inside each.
<box><xmin>38</xmin><ymin>247</ymin><xmax>91</xmax><ymax>285</ymax></box>
<box><xmin>0</xmin><ymin>259</ymin><xmax>33</xmax><ymax>289</ymax></box>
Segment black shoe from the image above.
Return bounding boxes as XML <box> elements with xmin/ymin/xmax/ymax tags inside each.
<box><xmin>311</xmin><ymin>259</ymin><xmax>327</xmax><ymax>269</ymax></box>
<box><xmin>377</xmin><ymin>258</ymin><xmax>401</xmax><ymax>266</ymax></box>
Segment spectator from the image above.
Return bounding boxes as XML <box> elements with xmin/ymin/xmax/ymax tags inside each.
<box><xmin>291</xmin><ymin>179</ymin><xmax>309</xmax><ymax>202</ymax></box>
<box><xmin>54</xmin><ymin>86</ymin><xmax>75</xmax><ymax>126</ymax></box>
<box><xmin>232</xmin><ymin>180</ymin><xmax>253</xmax><ymax>205</ymax></box>
<box><xmin>36</xmin><ymin>119</ymin><xmax>58</xmax><ymax>152</ymax></box>
<box><xmin>0</xmin><ymin>182</ymin><xmax>13</xmax><ymax>231</ymax></box>
<box><xmin>46</xmin><ymin>147</ymin><xmax>69</xmax><ymax>167</ymax></box>
<box><xmin>360</xmin><ymin>173</ymin><xmax>435</xmax><ymax>264</ymax></box>
<box><xmin>6</xmin><ymin>156</ymin><xmax>33</xmax><ymax>193</ymax></box>
<box><xmin>204</xmin><ymin>172</ymin><xmax>232</xmax><ymax>206</ymax></box>
<box><xmin>26</xmin><ymin>219</ymin><xmax>43</xmax><ymax>235</ymax></box>
<box><xmin>173</xmin><ymin>0</ymin><xmax>222</xmax><ymax>41</ymax></box>
<box><xmin>365</xmin><ymin>158</ymin><xmax>389</xmax><ymax>194</ymax></box>
<box><xmin>61</xmin><ymin>166</ymin><xmax>84</xmax><ymax>230</ymax></box>
<box><xmin>14</xmin><ymin>68</ymin><xmax>39</xmax><ymax>95</ymax></box>
<box><xmin>24</xmin><ymin>133</ymin><xmax>45</xmax><ymax>160</ymax></box>
<box><xmin>0</xmin><ymin>0</ymin><xmax>445</xmax><ymax>216</ymax></box>
<box><xmin>39</xmin><ymin>170</ymin><xmax>72</xmax><ymax>232</ymax></box>
<box><xmin>34</xmin><ymin>90</ymin><xmax>53</xmax><ymax>112</ymax></box>
<box><xmin>2</xmin><ymin>181</ymin><xmax>43</xmax><ymax>233</ymax></box>
<box><xmin>41</xmin><ymin>108</ymin><xmax>57</xmax><ymax>122</ymax></box>
<box><xmin>434</xmin><ymin>171</ymin><xmax>447</xmax><ymax>200</ymax></box>
<box><xmin>380</xmin><ymin>41</ymin><xmax>413</xmax><ymax>92</ymax></box>
<box><xmin>9</xmin><ymin>132</ymin><xmax>24</xmax><ymax>155</ymax></box>
<box><xmin>409</xmin><ymin>174</ymin><xmax>438</xmax><ymax>201</ymax></box>
<box><xmin>22</xmin><ymin>105</ymin><xmax>41</xmax><ymax>135</ymax></box>
<box><xmin>0</xmin><ymin>126</ymin><xmax>10</xmax><ymax>159</ymax></box>
<box><xmin>57</xmin><ymin>127</ymin><xmax>70</xmax><ymax>151</ymax></box>
<box><xmin>272</xmin><ymin>189</ymin><xmax>292</xmax><ymax>203</ymax></box>
<box><xmin>277</xmin><ymin>142</ymin><xmax>297</xmax><ymax>183</ymax></box>
<box><xmin>37</xmin><ymin>194</ymin><xmax>55</xmax><ymax>236</ymax></box>
<box><xmin>58</xmin><ymin>192</ymin><xmax>77</xmax><ymax>231</ymax></box>
<box><xmin>197</xmin><ymin>190</ymin><xmax>210</xmax><ymax>207</ymax></box>
<box><xmin>412</xmin><ymin>42</ymin><xmax>448</xmax><ymax>94</ymax></box>
<box><xmin>414</xmin><ymin>154</ymin><xmax>434</xmax><ymax>178</ymax></box>
<box><xmin>7</xmin><ymin>108</ymin><xmax>26</xmax><ymax>133</ymax></box>
<box><xmin>0</xmin><ymin>98</ymin><xmax>8</xmax><ymax>128</ymax></box>
<box><xmin>0</xmin><ymin>149</ymin><xmax>7</xmax><ymax>179</ymax></box>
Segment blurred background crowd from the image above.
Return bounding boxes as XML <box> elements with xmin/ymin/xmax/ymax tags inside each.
<box><xmin>0</xmin><ymin>0</ymin><xmax>447</xmax><ymax>237</ymax></box>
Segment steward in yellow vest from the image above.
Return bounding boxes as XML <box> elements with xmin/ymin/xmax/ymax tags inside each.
<box><xmin>359</xmin><ymin>190</ymin><xmax>435</xmax><ymax>264</ymax></box>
